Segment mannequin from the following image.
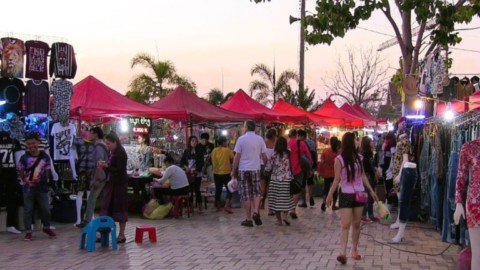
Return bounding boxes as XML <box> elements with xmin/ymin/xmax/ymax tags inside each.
<box><xmin>70</xmin><ymin>132</ymin><xmax>95</xmax><ymax>226</ymax></box>
<box><xmin>389</xmin><ymin>133</ymin><xmax>412</xmax><ymax>241</ymax></box>
<box><xmin>454</xmin><ymin>139</ymin><xmax>480</xmax><ymax>270</ymax></box>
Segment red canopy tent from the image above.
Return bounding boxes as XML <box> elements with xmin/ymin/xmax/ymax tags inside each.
<box><xmin>272</xmin><ymin>99</ymin><xmax>344</xmax><ymax>126</ymax></box>
<box><xmin>339</xmin><ymin>103</ymin><xmax>377</xmax><ymax>126</ymax></box>
<box><xmin>313</xmin><ymin>98</ymin><xmax>365</xmax><ymax>127</ymax></box>
<box><xmin>469</xmin><ymin>92</ymin><xmax>480</xmax><ymax>111</ymax></box>
<box><xmin>149</xmin><ymin>87</ymin><xmax>251</xmax><ymax>122</ymax></box>
<box><xmin>352</xmin><ymin>104</ymin><xmax>387</xmax><ymax>124</ymax></box>
<box><xmin>220</xmin><ymin>89</ymin><xmax>306</xmax><ymax>122</ymax></box>
<box><xmin>70</xmin><ymin>75</ymin><xmax>164</xmax><ymax>120</ymax></box>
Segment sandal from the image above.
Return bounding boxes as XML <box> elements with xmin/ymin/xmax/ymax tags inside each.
<box><xmin>336</xmin><ymin>254</ymin><xmax>347</xmax><ymax>265</ymax></box>
<box><xmin>224</xmin><ymin>208</ymin><xmax>234</xmax><ymax>214</ymax></box>
<box><xmin>275</xmin><ymin>220</ymin><xmax>283</xmax><ymax>226</ymax></box>
<box><xmin>117</xmin><ymin>236</ymin><xmax>126</xmax><ymax>244</ymax></box>
<box><xmin>283</xmin><ymin>219</ymin><xmax>290</xmax><ymax>226</ymax></box>
<box><xmin>351</xmin><ymin>253</ymin><xmax>362</xmax><ymax>260</ymax></box>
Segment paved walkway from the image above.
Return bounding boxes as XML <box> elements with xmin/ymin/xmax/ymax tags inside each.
<box><xmin>0</xmin><ymin>204</ymin><xmax>458</xmax><ymax>270</ymax></box>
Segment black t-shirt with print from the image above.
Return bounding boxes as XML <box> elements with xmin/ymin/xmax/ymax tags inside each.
<box><xmin>0</xmin><ymin>77</ymin><xmax>26</xmax><ymax>115</ymax></box>
<box><xmin>0</xmin><ymin>131</ymin><xmax>21</xmax><ymax>169</ymax></box>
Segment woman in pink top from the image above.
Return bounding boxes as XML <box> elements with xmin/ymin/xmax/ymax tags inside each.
<box><xmin>326</xmin><ymin>132</ymin><xmax>378</xmax><ymax>265</ymax></box>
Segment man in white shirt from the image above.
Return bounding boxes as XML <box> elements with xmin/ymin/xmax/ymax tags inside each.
<box><xmin>153</xmin><ymin>156</ymin><xmax>190</xmax><ymax>204</ymax></box>
<box><xmin>231</xmin><ymin>120</ymin><xmax>267</xmax><ymax>227</ymax></box>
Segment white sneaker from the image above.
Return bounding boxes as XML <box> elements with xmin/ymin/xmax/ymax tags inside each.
<box><xmin>7</xmin><ymin>226</ymin><xmax>21</xmax><ymax>234</ymax></box>
<box><xmin>45</xmin><ymin>225</ymin><xmax>55</xmax><ymax>230</ymax></box>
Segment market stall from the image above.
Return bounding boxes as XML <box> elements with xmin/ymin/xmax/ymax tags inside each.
<box><xmin>219</xmin><ymin>89</ymin><xmax>307</xmax><ymax>123</ymax></box>
<box><xmin>271</xmin><ymin>99</ymin><xmax>343</xmax><ymax>126</ymax></box>
<box><xmin>313</xmin><ymin>98</ymin><xmax>366</xmax><ymax>127</ymax></box>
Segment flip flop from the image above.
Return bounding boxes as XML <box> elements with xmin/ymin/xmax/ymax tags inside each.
<box><xmin>336</xmin><ymin>255</ymin><xmax>347</xmax><ymax>265</ymax></box>
<box><xmin>224</xmin><ymin>209</ymin><xmax>234</xmax><ymax>214</ymax></box>
<box><xmin>351</xmin><ymin>253</ymin><xmax>362</xmax><ymax>260</ymax></box>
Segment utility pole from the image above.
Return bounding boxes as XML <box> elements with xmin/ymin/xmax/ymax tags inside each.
<box><xmin>299</xmin><ymin>0</ymin><xmax>306</xmax><ymax>93</ymax></box>
<box><xmin>290</xmin><ymin>0</ymin><xmax>306</xmax><ymax>93</ymax></box>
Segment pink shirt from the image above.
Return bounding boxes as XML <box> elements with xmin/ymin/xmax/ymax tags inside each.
<box><xmin>288</xmin><ymin>138</ymin><xmax>313</xmax><ymax>176</ymax></box>
<box><xmin>336</xmin><ymin>155</ymin><xmax>364</xmax><ymax>194</ymax></box>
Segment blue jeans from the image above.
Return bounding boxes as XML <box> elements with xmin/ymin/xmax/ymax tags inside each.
<box><xmin>362</xmin><ymin>176</ymin><xmax>375</xmax><ymax>217</ymax></box>
<box><xmin>399</xmin><ymin>168</ymin><xmax>417</xmax><ymax>223</ymax></box>
<box><xmin>442</xmin><ymin>133</ymin><xmax>462</xmax><ymax>242</ymax></box>
<box><xmin>428</xmin><ymin>150</ymin><xmax>439</xmax><ymax>226</ymax></box>
<box><xmin>23</xmin><ymin>190</ymin><xmax>51</xmax><ymax>232</ymax></box>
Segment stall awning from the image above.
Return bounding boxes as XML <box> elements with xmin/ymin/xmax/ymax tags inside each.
<box><xmin>70</xmin><ymin>75</ymin><xmax>164</xmax><ymax>120</ymax></box>
<box><xmin>220</xmin><ymin>89</ymin><xmax>306</xmax><ymax>122</ymax></box>
<box><xmin>352</xmin><ymin>104</ymin><xmax>387</xmax><ymax>124</ymax></box>
<box><xmin>339</xmin><ymin>103</ymin><xmax>377</xmax><ymax>126</ymax></box>
<box><xmin>271</xmin><ymin>99</ymin><xmax>343</xmax><ymax>126</ymax></box>
<box><xmin>313</xmin><ymin>98</ymin><xmax>365</xmax><ymax>127</ymax></box>
<box><xmin>149</xmin><ymin>87</ymin><xmax>251</xmax><ymax>122</ymax></box>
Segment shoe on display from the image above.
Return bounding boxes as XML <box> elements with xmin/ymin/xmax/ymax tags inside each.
<box><xmin>7</xmin><ymin>227</ymin><xmax>21</xmax><ymax>234</ymax></box>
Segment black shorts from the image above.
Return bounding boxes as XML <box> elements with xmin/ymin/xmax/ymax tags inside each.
<box><xmin>338</xmin><ymin>192</ymin><xmax>365</xmax><ymax>209</ymax></box>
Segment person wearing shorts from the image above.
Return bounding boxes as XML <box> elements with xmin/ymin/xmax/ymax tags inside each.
<box><xmin>231</xmin><ymin>120</ymin><xmax>267</xmax><ymax>227</ymax></box>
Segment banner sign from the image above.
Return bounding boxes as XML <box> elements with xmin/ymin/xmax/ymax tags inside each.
<box><xmin>127</xmin><ymin>117</ymin><xmax>152</xmax><ymax>134</ymax></box>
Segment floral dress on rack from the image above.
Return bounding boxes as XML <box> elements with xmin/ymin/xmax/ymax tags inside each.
<box><xmin>455</xmin><ymin>139</ymin><xmax>480</xmax><ymax>228</ymax></box>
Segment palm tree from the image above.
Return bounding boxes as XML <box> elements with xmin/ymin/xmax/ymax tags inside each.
<box><xmin>249</xmin><ymin>64</ymin><xmax>298</xmax><ymax>106</ymax></box>
<box><xmin>127</xmin><ymin>53</ymin><xmax>197</xmax><ymax>103</ymax></box>
<box><xmin>281</xmin><ymin>86</ymin><xmax>317</xmax><ymax>111</ymax></box>
<box><xmin>205</xmin><ymin>88</ymin><xmax>234</xmax><ymax>106</ymax></box>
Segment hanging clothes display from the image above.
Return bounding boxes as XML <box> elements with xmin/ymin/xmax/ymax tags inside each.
<box><xmin>50</xmin><ymin>79</ymin><xmax>73</xmax><ymax>123</ymax></box>
<box><xmin>50</xmin><ymin>121</ymin><xmax>76</xmax><ymax>161</ymax></box>
<box><xmin>25</xmin><ymin>40</ymin><xmax>50</xmax><ymax>80</ymax></box>
<box><xmin>0</xmin><ymin>38</ymin><xmax>25</xmax><ymax>78</ymax></box>
<box><xmin>0</xmin><ymin>77</ymin><xmax>26</xmax><ymax>115</ymax></box>
<box><xmin>25</xmin><ymin>80</ymin><xmax>50</xmax><ymax>115</ymax></box>
<box><xmin>455</xmin><ymin>138</ymin><xmax>480</xmax><ymax>229</ymax></box>
<box><xmin>49</xmin><ymin>42</ymin><xmax>77</xmax><ymax>79</ymax></box>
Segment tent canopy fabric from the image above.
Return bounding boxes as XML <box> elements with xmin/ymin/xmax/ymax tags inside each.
<box><xmin>272</xmin><ymin>99</ymin><xmax>343</xmax><ymax>126</ymax></box>
<box><xmin>220</xmin><ymin>89</ymin><xmax>306</xmax><ymax>122</ymax></box>
<box><xmin>313</xmin><ymin>98</ymin><xmax>365</xmax><ymax>127</ymax></box>
<box><xmin>339</xmin><ymin>103</ymin><xmax>377</xmax><ymax>126</ymax></box>
<box><xmin>149</xmin><ymin>87</ymin><xmax>251</xmax><ymax>122</ymax></box>
<box><xmin>352</xmin><ymin>104</ymin><xmax>387</xmax><ymax>124</ymax></box>
<box><xmin>70</xmin><ymin>75</ymin><xmax>163</xmax><ymax>120</ymax></box>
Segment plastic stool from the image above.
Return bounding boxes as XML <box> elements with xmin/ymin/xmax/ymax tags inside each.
<box><xmin>172</xmin><ymin>195</ymin><xmax>193</xmax><ymax>218</ymax></box>
<box><xmin>135</xmin><ymin>225</ymin><xmax>157</xmax><ymax>243</ymax></box>
<box><xmin>80</xmin><ymin>216</ymin><xmax>118</xmax><ymax>252</ymax></box>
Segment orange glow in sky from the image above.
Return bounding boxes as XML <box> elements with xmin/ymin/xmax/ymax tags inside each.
<box><xmin>5</xmin><ymin>0</ymin><xmax>480</xmax><ymax>101</ymax></box>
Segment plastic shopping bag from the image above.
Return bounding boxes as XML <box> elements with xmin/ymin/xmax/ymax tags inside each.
<box><xmin>375</xmin><ymin>201</ymin><xmax>391</xmax><ymax>221</ymax></box>
<box><xmin>227</xmin><ymin>178</ymin><xmax>238</xmax><ymax>193</ymax></box>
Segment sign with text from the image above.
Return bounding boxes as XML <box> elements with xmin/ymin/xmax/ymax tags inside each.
<box><xmin>127</xmin><ymin>117</ymin><xmax>152</xmax><ymax>134</ymax></box>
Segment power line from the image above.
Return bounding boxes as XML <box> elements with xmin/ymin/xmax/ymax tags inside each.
<box><xmin>357</xmin><ymin>27</ymin><xmax>395</xmax><ymax>37</ymax></box>
<box><xmin>450</xmin><ymin>47</ymin><xmax>480</xmax><ymax>53</ymax></box>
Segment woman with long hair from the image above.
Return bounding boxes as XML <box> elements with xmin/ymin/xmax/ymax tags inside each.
<box><xmin>360</xmin><ymin>136</ymin><xmax>379</xmax><ymax>223</ymax></box>
<box><xmin>264</xmin><ymin>136</ymin><xmax>295</xmax><ymax>226</ymax></box>
<box><xmin>261</xmin><ymin>128</ymin><xmax>277</xmax><ymax>214</ymax></box>
<box><xmin>383</xmin><ymin>132</ymin><xmax>396</xmax><ymax>196</ymax></box>
<box><xmin>180</xmin><ymin>135</ymin><xmax>203</xmax><ymax>213</ymax></box>
<box><xmin>98</xmin><ymin>132</ymin><xmax>129</xmax><ymax>243</ymax></box>
<box><xmin>137</xmin><ymin>134</ymin><xmax>151</xmax><ymax>169</ymax></box>
<box><xmin>326</xmin><ymin>132</ymin><xmax>378</xmax><ymax>264</ymax></box>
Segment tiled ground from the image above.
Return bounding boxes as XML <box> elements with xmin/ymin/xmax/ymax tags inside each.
<box><xmin>0</xmin><ymin>202</ymin><xmax>458</xmax><ymax>270</ymax></box>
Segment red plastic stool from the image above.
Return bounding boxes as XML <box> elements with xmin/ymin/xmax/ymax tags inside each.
<box><xmin>135</xmin><ymin>225</ymin><xmax>157</xmax><ymax>243</ymax></box>
<box><xmin>172</xmin><ymin>195</ymin><xmax>193</xmax><ymax>218</ymax></box>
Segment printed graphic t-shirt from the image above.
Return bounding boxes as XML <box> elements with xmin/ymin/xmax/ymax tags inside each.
<box><xmin>50</xmin><ymin>122</ymin><xmax>76</xmax><ymax>161</ymax></box>
<box><xmin>0</xmin><ymin>131</ymin><xmax>21</xmax><ymax>169</ymax></box>
<box><xmin>25</xmin><ymin>40</ymin><xmax>50</xmax><ymax>80</ymax></box>
<box><xmin>0</xmin><ymin>37</ymin><xmax>25</xmax><ymax>78</ymax></box>
<box><xmin>18</xmin><ymin>151</ymin><xmax>51</xmax><ymax>192</ymax></box>
<box><xmin>0</xmin><ymin>77</ymin><xmax>26</xmax><ymax>115</ymax></box>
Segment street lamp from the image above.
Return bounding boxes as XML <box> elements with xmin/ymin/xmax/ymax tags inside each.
<box><xmin>289</xmin><ymin>0</ymin><xmax>306</xmax><ymax>93</ymax></box>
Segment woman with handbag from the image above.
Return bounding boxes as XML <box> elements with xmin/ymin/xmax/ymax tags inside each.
<box><xmin>264</xmin><ymin>136</ymin><xmax>295</xmax><ymax>226</ymax></box>
<box><xmin>326</xmin><ymin>132</ymin><xmax>378</xmax><ymax>265</ymax></box>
